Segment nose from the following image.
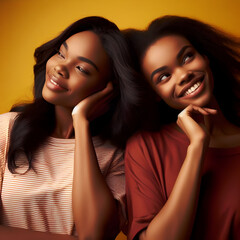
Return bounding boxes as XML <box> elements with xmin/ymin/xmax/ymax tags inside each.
<box><xmin>175</xmin><ymin>67</ymin><xmax>193</xmax><ymax>86</ymax></box>
<box><xmin>54</xmin><ymin>64</ymin><xmax>69</xmax><ymax>78</ymax></box>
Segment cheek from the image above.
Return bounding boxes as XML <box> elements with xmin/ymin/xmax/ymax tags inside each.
<box><xmin>71</xmin><ymin>77</ymin><xmax>104</xmax><ymax>101</ymax></box>
<box><xmin>89</xmin><ymin>76</ymin><xmax>108</xmax><ymax>93</ymax></box>
<box><xmin>194</xmin><ymin>55</ymin><xmax>209</xmax><ymax>70</ymax></box>
<box><xmin>154</xmin><ymin>83</ymin><xmax>172</xmax><ymax>100</ymax></box>
<box><xmin>198</xmin><ymin>57</ymin><xmax>214</xmax><ymax>88</ymax></box>
<box><xmin>46</xmin><ymin>58</ymin><xmax>54</xmax><ymax>71</ymax></box>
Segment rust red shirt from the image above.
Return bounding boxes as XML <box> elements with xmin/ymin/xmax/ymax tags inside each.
<box><xmin>125</xmin><ymin>124</ymin><xmax>240</xmax><ymax>240</ymax></box>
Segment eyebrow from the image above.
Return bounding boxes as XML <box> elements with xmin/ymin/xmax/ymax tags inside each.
<box><xmin>150</xmin><ymin>45</ymin><xmax>192</xmax><ymax>82</ymax></box>
<box><xmin>176</xmin><ymin>45</ymin><xmax>191</xmax><ymax>60</ymax></box>
<box><xmin>77</xmin><ymin>56</ymin><xmax>99</xmax><ymax>71</ymax></box>
<box><xmin>63</xmin><ymin>41</ymin><xmax>68</xmax><ymax>50</ymax></box>
<box><xmin>150</xmin><ymin>66</ymin><xmax>167</xmax><ymax>81</ymax></box>
<box><xmin>62</xmin><ymin>41</ymin><xmax>99</xmax><ymax>71</ymax></box>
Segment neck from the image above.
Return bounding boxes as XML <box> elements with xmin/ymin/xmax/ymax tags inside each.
<box><xmin>204</xmin><ymin>99</ymin><xmax>240</xmax><ymax>148</ymax></box>
<box><xmin>53</xmin><ymin>106</ymin><xmax>74</xmax><ymax>139</ymax></box>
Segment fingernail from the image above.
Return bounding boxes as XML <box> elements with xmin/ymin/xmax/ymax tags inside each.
<box><xmin>72</xmin><ymin>105</ymin><xmax>79</xmax><ymax>115</ymax></box>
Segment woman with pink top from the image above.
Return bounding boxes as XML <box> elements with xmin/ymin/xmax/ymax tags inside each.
<box><xmin>0</xmin><ymin>16</ymin><xmax>139</xmax><ymax>239</ymax></box>
<box><xmin>123</xmin><ymin>15</ymin><xmax>240</xmax><ymax>240</ymax></box>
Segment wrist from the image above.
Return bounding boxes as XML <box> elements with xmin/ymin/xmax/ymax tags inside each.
<box><xmin>188</xmin><ymin>139</ymin><xmax>209</xmax><ymax>153</ymax></box>
<box><xmin>72</xmin><ymin>115</ymin><xmax>89</xmax><ymax>128</ymax></box>
<box><xmin>190</xmin><ymin>131</ymin><xmax>210</xmax><ymax>146</ymax></box>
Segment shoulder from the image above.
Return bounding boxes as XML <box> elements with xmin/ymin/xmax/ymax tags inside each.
<box><xmin>0</xmin><ymin>112</ymin><xmax>19</xmax><ymax>167</ymax></box>
<box><xmin>0</xmin><ymin>112</ymin><xmax>19</xmax><ymax>133</ymax></box>
<box><xmin>0</xmin><ymin>112</ymin><xmax>19</xmax><ymax>123</ymax></box>
<box><xmin>125</xmin><ymin>124</ymin><xmax>189</xmax><ymax>167</ymax></box>
<box><xmin>0</xmin><ymin>112</ymin><xmax>19</xmax><ymax>140</ymax></box>
<box><xmin>93</xmin><ymin>137</ymin><xmax>124</xmax><ymax>170</ymax></box>
<box><xmin>126</xmin><ymin>130</ymin><xmax>157</xmax><ymax>148</ymax></box>
<box><xmin>127</xmin><ymin>123</ymin><xmax>188</xmax><ymax>148</ymax></box>
<box><xmin>126</xmin><ymin>125</ymin><xmax>172</xmax><ymax>149</ymax></box>
<box><xmin>124</xmin><ymin>130</ymin><xmax>162</xmax><ymax>169</ymax></box>
<box><xmin>94</xmin><ymin>137</ymin><xmax>123</xmax><ymax>158</ymax></box>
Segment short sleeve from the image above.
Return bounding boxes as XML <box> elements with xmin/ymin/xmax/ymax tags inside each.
<box><xmin>94</xmin><ymin>139</ymin><xmax>127</xmax><ymax>233</ymax></box>
<box><xmin>125</xmin><ymin>133</ymin><xmax>166</xmax><ymax>240</ymax></box>
<box><xmin>104</xmin><ymin>148</ymin><xmax>127</xmax><ymax>233</ymax></box>
<box><xmin>0</xmin><ymin>112</ymin><xmax>18</xmax><ymax>193</ymax></box>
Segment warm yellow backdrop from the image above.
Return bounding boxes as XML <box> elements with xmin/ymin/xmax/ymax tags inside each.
<box><xmin>0</xmin><ymin>0</ymin><xmax>240</xmax><ymax>238</ymax></box>
<box><xmin>1</xmin><ymin>0</ymin><xmax>240</xmax><ymax>114</ymax></box>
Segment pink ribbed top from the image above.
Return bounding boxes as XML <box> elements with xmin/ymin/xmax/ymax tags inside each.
<box><xmin>0</xmin><ymin>112</ymin><xmax>126</xmax><ymax>235</ymax></box>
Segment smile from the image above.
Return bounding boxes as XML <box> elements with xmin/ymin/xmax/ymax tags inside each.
<box><xmin>49</xmin><ymin>78</ymin><xmax>67</xmax><ymax>90</ymax></box>
<box><xmin>46</xmin><ymin>75</ymin><xmax>68</xmax><ymax>91</ymax></box>
<box><xmin>183</xmin><ymin>81</ymin><xmax>201</xmax><ymax>96</ymax></box>
<box><xmin>177</xmin><ymin>73</ymin><xmax>206</xmax><ymax>98</ymax></box>
<box><xmin>50</xmin><ymin>79</ymin><xmax>61</xmax><ymax>87</ymax></box>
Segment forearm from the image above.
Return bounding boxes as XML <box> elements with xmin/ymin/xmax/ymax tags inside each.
<box><xmin>141</xmin><ymin>141</ymin><xmax>207</xmax><ymax>240</ymax></box>
<box><xmin>72</xmin><ymin>118</ymin><xmax>118</xmax><ymax>239</ymax></box>
<box><xmin>0</xmin><ymin>225</ymin><xmax>77</xmax><ymax>240</ymax></box>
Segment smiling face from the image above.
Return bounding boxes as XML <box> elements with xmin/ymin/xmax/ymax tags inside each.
<box><xmin>142</xmin><ymin>35</ymin><xmax>214</xmax><ymax>110</ymax></box>
<box><xmin>42</xmin><ymin>31</ymin><xmax>110</xmax><ymax>109</ymax></box>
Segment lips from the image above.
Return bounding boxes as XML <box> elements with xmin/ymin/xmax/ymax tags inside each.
<box><xmin>183</xmin><ymin>81</ymin><xmax>201</xmax><ymax>96</ymax></box>
<box><xmin>46</xmin><ymin>74</ymin><xmax>68</xmax><ymax>91</ymax></box>
<box><xmin>177</xmin><ymin>75</ymin><xmax>204</xmax><ymax>98</ymax></box>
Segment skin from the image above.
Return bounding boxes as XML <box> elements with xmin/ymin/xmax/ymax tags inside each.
<box><xmin>142</xmin><ymin>35</ymin><xmax>214</xmax><ymax>110</ymax></box>
<box><xmin>43</xmin><ymin>30</ymin><xmax>111</xmax><ymax>139</ymax></box>
<box><xmin>135</xmin><ymin>35</ymin><xmax>240</xmax><ymax>240</ymax></box>
<box><xmin>72</xmin><ymin>82</ymin><xmax>119</xmax><ymax>239</ymax></box>
<box><xmin>1</xmin><ymin>31</ymin><xmax>119</xmax><ymax>240</ymax></box>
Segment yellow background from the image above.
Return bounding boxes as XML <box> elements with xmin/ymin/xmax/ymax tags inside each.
<box><xmin>0</xmin><ymin>0</ymin><xmax>240</xmax><ymax>239</ymax></box>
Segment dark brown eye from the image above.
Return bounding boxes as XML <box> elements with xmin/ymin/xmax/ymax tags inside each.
<box><xmin>156</xmin><ymin>73</ymin><xmax>170</xmax><ymax>84</ymax></box>
<box><xmin>57</xmin><ymin>50</ymin><xmax>65</xmax><ymax>59</ymax></box>
<box><xmin>76</xmin><ymin>66</ymin><xmax>89</xmax><ymax>75</ymax></box>
<box><xmin>182</xmin><ymin>52</ymin><xmax>194</xmax><ymax>64</ymax></box>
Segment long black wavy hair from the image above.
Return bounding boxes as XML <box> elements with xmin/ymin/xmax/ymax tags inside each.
<box><xmin>8</xmin><ymin>16</ymin><xmax>145</xmax><ymax>173</ymax></box>
<box><xmin>124</xmin><ymin>15</ymin><xmax>240</xmax><ymax>127</ymax></box>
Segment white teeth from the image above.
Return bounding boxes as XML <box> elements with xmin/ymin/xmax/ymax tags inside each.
<box><xmin>50</xmin><ymin>79</ymin><xmax>60</xmax><ymax>86</ymax></box>
<box><xmin>184</xmin><ymin>81</ymin><xmax>201</xmax><ymax>96</ymax></box>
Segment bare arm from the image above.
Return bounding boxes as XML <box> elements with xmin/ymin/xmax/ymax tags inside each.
<box><xmin>139</xmin><ymin>105</ymin><xmax>217</xmax><ymax>240</ymax></box>
<box><xmin>72</xmin><ymin>83</ymin><xmax>119</xmax><ymax>240</ymax></box>
<box><xmin>0</xmin><ymin>225</ymin><xmax>77</xmax><ymax>240</ymax></box>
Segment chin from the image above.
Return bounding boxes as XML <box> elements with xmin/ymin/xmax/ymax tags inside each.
<box><xmin>174</xmin><ymin>97</ymin><xmax>212</xmax><ymax>110</ymax></box>
<box><xmin>42</xmin><ymin>89</ymin><xmax>52</xmax><ymax>104</ymax></box>
<box><xmin>42</xmin><ymin>90</ymin><xmax>57</xmax><ymax>106</ymax></box>
<box><xmin>195</xmin><ymin>95</ymin><xmax>213</xmax><ymax>108</ymax></box>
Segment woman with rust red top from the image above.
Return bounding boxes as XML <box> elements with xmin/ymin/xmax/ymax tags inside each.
<box><xmin>123</xmin><ymin>15</ymin><xmax>240</xmax><ymax>240</ymax></box>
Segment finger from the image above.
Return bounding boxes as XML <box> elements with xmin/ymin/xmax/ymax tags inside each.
<box><xmin>89</xmin><ymin>81</ymin><xmax>114</xmax><ymax>102</ymax></box>
<box><xmin>201</xmin><ymin>108</ymin><xmax>217</xmax><ymax>115</ymax></box>
<box><xmin>72</xmin><ymin>105</ymin><xmax>80</xmax><ymax>116</ymax></box>
<box><xmin>185</xmin><ymin>105</ymin><xmax>217</xmax><ymax>116</ymax></box>
<box><xmin>71</xmin><ymin>82</ymin><xmax>114</xmax><ymax>117</ymax></box>
<box><xmin>96</xmin><ymin>81</ymin><xmax>113</xmax><ymax>98</ymax></box>
<box><xmin>103</xmin><ymin>81</ymin><xmax>114</xmax><ymax>93</ymax></box>
<box><xmin>191</xmin><ymin>106</ymin><xmax>211</xmax><ymax>116</ymax></box>
<box><xmin>95</xmin><ymin>87</ymin><xmax>114</xmax><ymax>105</ymax></box>
<box><xmin>178</xmin><ymin>105</ymin><xmax>205</xmax><ymax>128</ymax></box>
